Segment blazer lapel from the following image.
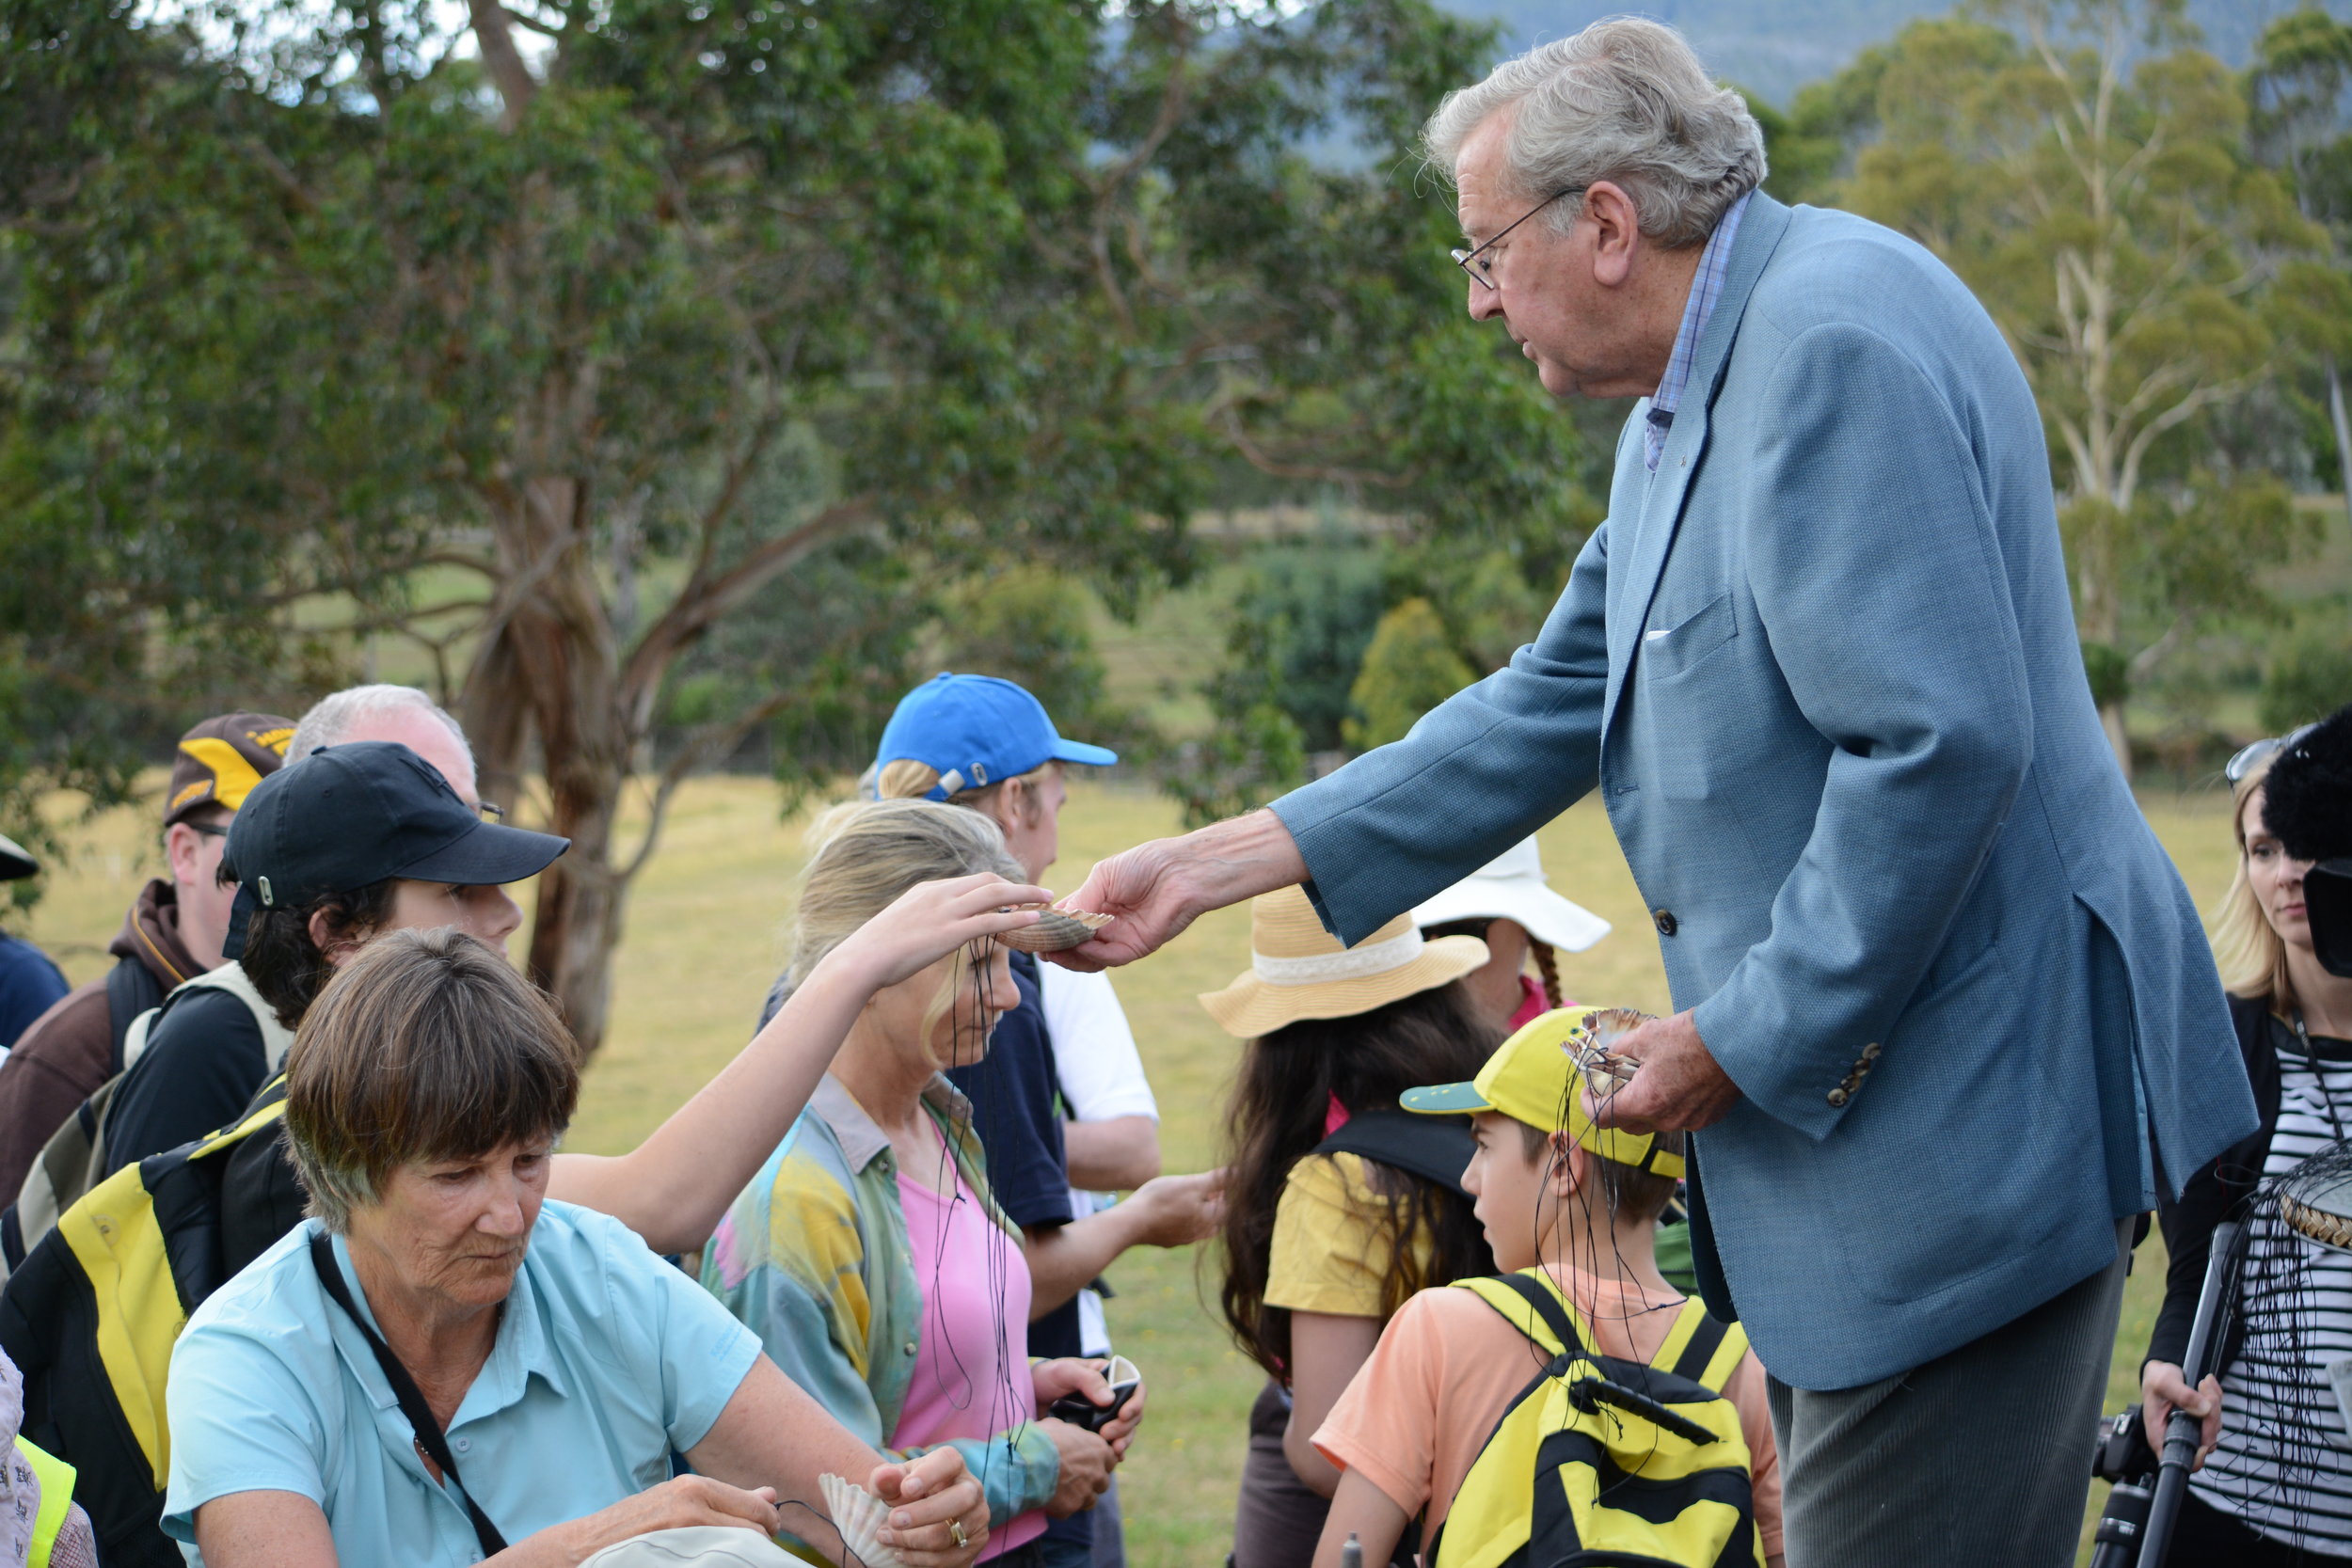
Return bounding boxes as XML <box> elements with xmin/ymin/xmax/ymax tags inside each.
<box><xmin>1602</xmin><ymin>195</ymin><xmax>1797</xmax><ymax>737</ymax></box>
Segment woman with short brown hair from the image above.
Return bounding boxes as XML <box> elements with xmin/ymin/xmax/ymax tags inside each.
<box><xmin>164</xmin><ymin>928</ymin><xmax>993</xmax><ymax>1568</ymax></box>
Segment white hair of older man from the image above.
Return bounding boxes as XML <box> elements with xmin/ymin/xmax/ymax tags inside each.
<box><xmin>1422</xmin><ymin>18</ymin><xmax>1766</xmax><ymax>250</ymax></box>
<box><xmin>288</xmin><ymin>684</ymin><xmax>473</xmax><ymax>767</ymax></box>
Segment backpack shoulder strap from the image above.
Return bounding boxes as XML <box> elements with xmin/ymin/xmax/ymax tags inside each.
<box><xmin>308</xmin><ymin>1234</ymin><xmax>508</xmax><ymax>1558</ymax></box>
<box><xmin>1453</xmin><ymin>1269</ymin><xmax>1589</xmax><ymax>1361</ymax></box>
<box><xmin>161</xmin><ymin>962</ymin><xmax>294</xmax><ymax>1073</ymax></box>
<box><xmin>1652</xmin><ymin>1296</ymin><xmax>1748</xmax><ymax>1392</ymax></box>
<box><xmin>103</xmin><ymin>961</ymin><xmax>163</xmax><ymax>1077</ymax></box>
<box><xmin>1314</xmin><ymin>1110</ymin><xmax>1476</xmax><ymax>1196</ymax></box>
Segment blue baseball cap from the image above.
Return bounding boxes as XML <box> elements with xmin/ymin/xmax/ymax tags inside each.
<box><xmin>875</xmin><ymin>673</ymin><xmax>1118</xmax><ymax>800</ymax></box>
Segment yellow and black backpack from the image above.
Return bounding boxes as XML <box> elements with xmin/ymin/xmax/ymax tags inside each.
<box><xmin>1431</xmin><ymin>1269</ymin><xmax>1764</xmax><ymax>1568</ymax></box>
<box><xmin>0</xmin><ymin>1078</ymin><xmax>305</xmax><ymax>1568</ymax></box>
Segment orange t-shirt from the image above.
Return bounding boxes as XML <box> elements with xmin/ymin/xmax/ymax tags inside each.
<box><xmin>1312</xmin><ymin>1265</ymin><xmax>1784</xmax><ymax>1563</ymax></box>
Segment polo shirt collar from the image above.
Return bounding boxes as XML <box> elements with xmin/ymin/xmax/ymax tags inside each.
<box><xmin>810</xmin><ymin>1071</ymin><xmax>977</xmax><ymax>1175</ymax></box>
<box><xmin>322</xmin><ymin>1223</ymin><xmax>572</xmax><ymax>1424</ymax></box>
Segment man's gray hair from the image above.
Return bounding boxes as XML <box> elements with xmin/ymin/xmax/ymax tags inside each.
<box><xmin>289</xmin><ymin>684</ymin><xmax>473</xmax><ymax>767</ymax></box>
<box><xmin>1422</xmin><ymin>18</ymin><xmax>1766</xmax><ymax>250</ymax></box>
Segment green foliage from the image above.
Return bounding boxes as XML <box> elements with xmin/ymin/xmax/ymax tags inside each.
<box><xmin>2261</xmin><ymin>626</ymin><xmax>2352</xmax><ymax>732</ymax></box>
<box><xmin>1153</xmin><ymin>699</ymin><xmax>1309</xmax><ymax>831</ymax></box>
<box><xmin>1343</xmin><ymin>596</ymin><xmax>1473</xmax><ymax>751</ymax></box>
<box><xmin>1800</xmin><ymin>0</ymin><xmax>2328</xmax><ymax>761</ymax></box>
<box><xmin>0</xmin><ymin>0</ymin><xmax>1591</xmax><ymax>1032</ymax></box>
<box><xmin>1206</xmin><ymin>535</ymin><xmax>1391</xmax><ymax>752</ymax></box>
<box><xmin>2080</xmin><ymin>639</ymin><xmax>2132</xmax><ymax>710</ymax></box>
<box><xmin>936</xmin><ymin>566</ymin><xmax>1137</xmax><ymax>751</ymax></box>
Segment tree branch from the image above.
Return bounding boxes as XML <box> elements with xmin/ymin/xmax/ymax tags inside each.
<box><xmin>468</xmin><ymin>0</ymin><xmax>538</xmax><ymax>130</ymax></box>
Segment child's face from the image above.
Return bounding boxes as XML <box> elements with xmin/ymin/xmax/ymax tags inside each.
<box><xmin>1464</xmin><ymin>1111</ymin><xmax>1556</xmax><ymax>1273</ymax></box>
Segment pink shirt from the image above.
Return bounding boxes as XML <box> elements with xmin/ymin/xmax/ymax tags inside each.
<box><xmin>893</xmin><ymin>1148</ymin><xmax>1045</xmax><ymax>1559</ymax></box>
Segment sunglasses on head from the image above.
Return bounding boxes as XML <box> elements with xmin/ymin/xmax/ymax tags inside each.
<box><xmin>2227</xmin><ymin>724</ymin><xmax>2318</xmax><ymax>784</ymax></box>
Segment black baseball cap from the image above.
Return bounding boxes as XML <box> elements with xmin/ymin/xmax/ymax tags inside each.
<box><xmin>220</xmin><ymin>740</ymin><xmax>568</xmax><ymax>960</ymax></box>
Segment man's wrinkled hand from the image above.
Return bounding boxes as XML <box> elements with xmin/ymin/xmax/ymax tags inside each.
<box><xmin>1585</xmin><ymin>1009</ymin><xmax>1740</xmax><ymax>1133</ymax></box>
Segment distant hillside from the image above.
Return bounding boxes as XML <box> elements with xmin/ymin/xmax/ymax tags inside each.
<box><xmin>1445</xmin><ymin>0</ymin><xmax>2352</xmax><ymax>104</ymax></box>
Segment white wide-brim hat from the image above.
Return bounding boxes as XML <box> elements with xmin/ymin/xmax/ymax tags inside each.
<box><xmin>1411</xmin><ymin>836</ymin><xmax>1611</xmax><ymax>953</ymax></box>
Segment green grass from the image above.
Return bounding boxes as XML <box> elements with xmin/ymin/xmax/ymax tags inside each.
<box><xmin>16</xmin><ymin>776</ymin><xmax>2252</xmax><ymax>1566</ymax></box>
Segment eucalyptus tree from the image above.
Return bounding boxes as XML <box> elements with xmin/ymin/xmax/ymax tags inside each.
<box><xmin>1</xmin><ymin>0</ymin><xmax>1573</xmax><ymax>1045</ymax></box>
<box><xmin>1818</xmin><ymin>0</ymin><xmax>2323</xmax><ymax>767</ymax></box>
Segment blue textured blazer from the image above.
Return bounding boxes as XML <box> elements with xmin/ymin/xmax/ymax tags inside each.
<box><xmin>1269</xmin><ymin>194</ymin><xmax>2258</xmax><ymax>1390</ymax></box>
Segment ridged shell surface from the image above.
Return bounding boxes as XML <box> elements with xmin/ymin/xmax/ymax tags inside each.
<box><xmin>999</xmin><ymin>906</ymin><xmax>1114</xmax><ymax>953</ymax></box>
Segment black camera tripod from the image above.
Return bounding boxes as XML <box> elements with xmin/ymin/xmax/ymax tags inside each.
<box><xmin>2088</xmin><ymin>1221</ymin><xmax>2242</xmax><ymax>1568</ymax></box>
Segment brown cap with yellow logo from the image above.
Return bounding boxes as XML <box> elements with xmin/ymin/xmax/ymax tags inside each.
<box><xmin>164</xmin><ymin>713</ymin><xmax>297</xmax><ymax>828</ymax></box>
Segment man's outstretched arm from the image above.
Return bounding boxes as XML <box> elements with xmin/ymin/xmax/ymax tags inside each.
<box><xmin>1055</xmin><ymin>810</ymin><xmax>1306</xmax><ymax>972</ymax></box>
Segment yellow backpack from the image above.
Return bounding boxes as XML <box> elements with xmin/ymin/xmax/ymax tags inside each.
<box><xmin>1431</xmin><ymin>1270</ymin><xmax>1764</xmax><ymax>1568</ymax></box>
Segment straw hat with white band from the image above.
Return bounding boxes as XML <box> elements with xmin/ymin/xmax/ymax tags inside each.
<box><xmin>1410</xmin><ymin>836</ymin><xmax>1611</xmax><ymax>952</ymax></box>
<box><xmin>1199</xmin><ymin>885</ymin><xmax>1489</xmax><ymax>1038</ymax></box>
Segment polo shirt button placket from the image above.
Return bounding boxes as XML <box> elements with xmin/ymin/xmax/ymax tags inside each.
<box><xmin>1653</xmin><ymin>909</ymin><xmax>1678</xmax><ymax>937</ymax></box>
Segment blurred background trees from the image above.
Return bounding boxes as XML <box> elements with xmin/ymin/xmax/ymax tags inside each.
<box><xmin>4</xmin><ymin>0</ymin><xmax>2351</xmax><ymax>1008</ymax></box>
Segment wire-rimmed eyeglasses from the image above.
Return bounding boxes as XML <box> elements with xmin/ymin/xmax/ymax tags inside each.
<box><xmin>1451</xmin><ymin>187</ymin><xmax>1585</xmax><ymax>291</ymax></box>
<box><xmin>2226</xmin><ymin>725</ymin><xmax>2317</xmax><ymax>784</ymax></box>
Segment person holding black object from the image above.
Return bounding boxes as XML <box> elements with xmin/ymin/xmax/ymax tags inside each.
<box><xmin>2141</xmin><ymin>707</ymin><xmax>2352</xmax><ymax>1564</ymax></box>
<box><xmin>860</xmin><ymin>673</ymin><xmax>1217</xmax><ymax>1568</ymax></box>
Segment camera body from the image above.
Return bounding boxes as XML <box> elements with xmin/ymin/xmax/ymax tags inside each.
<box><xmin>2261</xmin><ymin>708</ymin><xmax>2351</xmax><ymax>976</ymax></box>
<box><xmin>2312</xmin><ymin>860</ymin><xmax>2351</xmax><ymax>978</ymax></box>
<box><xmin>2089</xmin><ymin>1406</ymin><xmax>2159</xmax><ymax>1567</ymax></box>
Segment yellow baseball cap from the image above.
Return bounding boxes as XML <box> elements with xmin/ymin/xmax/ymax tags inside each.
<box><xmin>1400</xmin><ymin>1005</ymin><xmax>1684</xmax><ymax>1179</ymax></box>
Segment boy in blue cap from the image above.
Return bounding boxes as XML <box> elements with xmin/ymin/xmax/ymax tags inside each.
<box><xmin>865</xmin><ymin>673</ymin><xmax>1221</xmax><ymax>1568</ymax></box>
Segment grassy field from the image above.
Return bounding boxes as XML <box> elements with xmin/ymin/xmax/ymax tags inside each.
<box><xmin>19</xmin><ymin>774</ymin><xmax>2251</xmax><ymax>1565</ymax></box>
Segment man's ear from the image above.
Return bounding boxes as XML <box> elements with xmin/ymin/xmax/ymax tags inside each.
<box><xmin>1583</xmin><ymin>181</ymin><xmax>1643</xmax><ymax>288</ymax></box>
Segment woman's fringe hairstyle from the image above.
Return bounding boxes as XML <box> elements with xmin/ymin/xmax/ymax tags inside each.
<box><xmin>787</xmin><ymin>798</ymin><xmax>1025</xmax><ymax>989</ymax></box>
<box><xmin>285</xmin><ymin>927</ymin><xmax>580</xmax><ymax>1233</ymax></box>
<box><xmin>1422</xmin><ymin>17</ymin><xmax>1765</xmax><ymax>249</ymax></box>
<box><xmin>2213</xmin><ymin>753</ymin><xmax>2298</xmax><ymax>1016</ymax></box>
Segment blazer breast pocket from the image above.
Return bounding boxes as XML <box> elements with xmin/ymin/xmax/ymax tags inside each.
<box><xmin>1639</xmin><ymin>593</ymin><xmax>1738</xmax><ymax>680</ymax></box>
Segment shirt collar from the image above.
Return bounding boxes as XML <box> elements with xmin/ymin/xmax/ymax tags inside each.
<box><xmin>808</xmin><ymin>1072</ymin><xmax>976</xmax><ymax>1175</ymax></box>
<box><xmin>321</xmin><ymin>1223</ymin><xmax>571</xmax><ymax>1423</ymax></box>
<box><xmin>1645</xmin><ymin>188</ymin><xmax>1755</xmax><ymax>470</ymax></box>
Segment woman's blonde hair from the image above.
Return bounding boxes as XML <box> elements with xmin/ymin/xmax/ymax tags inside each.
<box><xmin>786</xmin><ymin>798</ymin><xmax>1024</xmax><ymax>989</ymax></box>
<box><xmin>2212</xmin><ymin>753</ymin><xmax>2297</xmax><ymax>1015</ymax></box>
<box><xmin>875</xmin><ymin>757</ymin><xmax>1062</xmax><ymax>829</ymax></box>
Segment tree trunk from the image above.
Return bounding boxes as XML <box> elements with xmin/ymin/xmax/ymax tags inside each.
<box><xmin>466</xmin><ymin>463</ymin><xmax>638</xmax><ymax>1056</ymax></box>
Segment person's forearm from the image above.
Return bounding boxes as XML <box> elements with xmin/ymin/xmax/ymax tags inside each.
<box><xmin>1311</xmin><ymin>1470</ymin><xmax>1410</xmax><ymax>1568</ymax></box>
<box><xmin>1023</xmin><ymin>1204</ymin><xmax>1156</xmax><ymax>1316</ymax></box>
<box><xmin>1063</xmin><ymin>1117</ymin><xmax>1160</xmax><ymax>1192</ymax></box>
<box><xmin>1175</xmin><ymin>809</ymin><xmax>1309</xmax><ymax>914</ymax></box>
<box><xmin>548</xmin><ymin>946</ymin><xmax>885</xmax><ymax>1254</ymax></box>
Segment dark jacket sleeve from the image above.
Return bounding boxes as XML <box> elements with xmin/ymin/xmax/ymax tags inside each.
<box><xmin>2147</xmin><ymin>993</ymin><xmax>2278</xmax><ymax>1371</ymax></box>
<box><xmin>0</xmin><ymin>983</ymin><xmax>113</xmax><ymax>1198</ymax></box>
<box><xmin>98</xmin><ymin>989</ymin><xmax>267</xmax><ymax>1174</ymax></box>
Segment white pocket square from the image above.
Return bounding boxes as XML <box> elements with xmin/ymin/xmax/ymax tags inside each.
<box><xmin>1644</xmin><ymin>626</ymin><xmax>1672</xmax><ymax>641</ymax></box>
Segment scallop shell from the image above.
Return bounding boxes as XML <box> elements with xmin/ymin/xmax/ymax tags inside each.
<box><xmin>999</xmin><ymin>904</ymin><xmax>1114</xmax><ymax>954</ymax></box>
<box><xmin>818</xmin><ymin>1473</ymin><xmax>908</xmax><ymax>1568</ymax></box>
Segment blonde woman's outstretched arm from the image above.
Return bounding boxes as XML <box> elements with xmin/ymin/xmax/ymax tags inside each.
<box><xmin>550</xmin><ymin>872</ymin><xmax>1050</xmax><ymax>1254</ymax></box>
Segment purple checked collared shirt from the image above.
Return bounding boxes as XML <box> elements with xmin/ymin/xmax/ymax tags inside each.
<box><xmin>1644</xmin><ymin>189</ymin><xmax>1754</xmax><ymax>473</ymax></box>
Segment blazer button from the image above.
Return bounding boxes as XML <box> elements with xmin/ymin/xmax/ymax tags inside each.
<box><xmin>1827</xmin><ymin>1086</ymin><xmax>1850</xmax><ymax>1108</ymax></box>
<box><xmin>1861</xmin><ymin>1042</ymin><xmax>1882</xmax><ymax>1061</ymax></box>
<box><xmin>1653</xmin><ymin>909</ymin><xmax>1678</xmax><ymax>937</ymax></box>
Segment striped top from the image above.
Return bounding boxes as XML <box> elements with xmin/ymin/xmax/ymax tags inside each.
<box><xmin>2192</xmin><ymin>1018</ymin><xmax>2352</xmax><ymax>1554</ymax></box>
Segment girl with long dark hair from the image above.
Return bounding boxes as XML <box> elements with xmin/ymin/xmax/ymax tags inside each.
<box><xmin>1200</xmin><ymin>887</ymin><xmax>1502</xmax><ymax>1568</ymax></box>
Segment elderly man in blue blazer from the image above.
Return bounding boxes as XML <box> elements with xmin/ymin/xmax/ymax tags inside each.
<box><xmin>1061</xmin><ymin>18</ymin><xmax>2257</xmax><ymax>1566</ymax></box>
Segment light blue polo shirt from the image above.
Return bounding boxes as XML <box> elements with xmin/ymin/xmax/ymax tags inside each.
<box><xmin>164</xmin><ymin>1201</ymin><xmax>762</xmax><ymax>1567</ymax></box>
